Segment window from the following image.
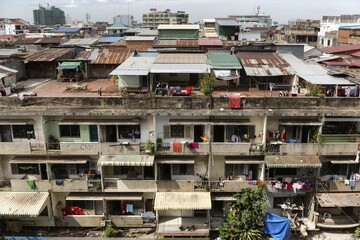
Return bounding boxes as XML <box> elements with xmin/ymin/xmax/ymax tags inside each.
<box><xmin>173</xmin><ymin>164</ymin><xmax>194</xmax><ymax>175</ymax></box>
<box><xmin>163</xmin><ymin>125</ymin><xmax>191</xmax><ymax>139</ymax></box>
<box><xmin>11</xmin><ymin>164</ymin><xmax>40</xmax><ymax>175</ymax></box>
<box><xmin>118</xmin><ymin>125</ymin><xmax>140</xmax><ymax>139</ymax></box>
<box><xmin>12</xmin><ymin>125</ymin><xmax>35</xmax><ymax>139</ymax></box>
<box><xmin>67</xmin><ymin>200</ymin><xmax>94</xmax><ymax>210</ymax></box>
<box><xmin>59</xmin><ymin>125</ymin><xmax>80</xmax><ymax>138</ymax></box>
<box><xmin>114</xmin><ymin>166</ymin><xmax>143</xmax><ymax>177</ymax></box>
<box><xmin>169</xmin><ymin>73</ymin><xmax>178</xmax><ymax>77</ymax></box>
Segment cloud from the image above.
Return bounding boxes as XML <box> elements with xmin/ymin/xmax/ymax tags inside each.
<box><xmin>96</xmin><ymin>0</ymin><xmax>108</xmax><ymax>2</ymax></box>
<box><xmin>64</xmin><ymin>0</ymin><xmax>78</xmax><ymax>8</ymax></box>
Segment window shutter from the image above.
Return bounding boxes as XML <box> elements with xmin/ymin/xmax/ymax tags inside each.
<box><xmin>184</xmin><ymin>125</ymin><xmax>191</xmax><ymax>138</ymax></box>
<box><xmin>163</xmin><ymin>125</ymin><xmax>170</xmax><ymax>139</ymax></box>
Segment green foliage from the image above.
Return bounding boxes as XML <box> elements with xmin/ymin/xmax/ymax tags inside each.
<box><xmin>219</xmin><ymin>184</ymin><xmax>267</xmax><ymax>240</ymax></box>
<box><xmin>145</xmin><ymin>139</ymin><xmax>154</xmax><ymax>154</ymax></box>
<box><xmin>305</xmin><ymin>84</ymin><xmax>324</xmax><ymax>97</ymax></box>
<box><xmin>355</xmin><ymin>227</ymin><xmax>360</xmax><ymax>238</ymax></box>
<box><xmin>103</xmin><ymin>224</ymin><xmax>116</xmax><ymax>238</ymax></box>
<box><xmin>200</xmin><ymin>73</ymin><xmax>216</xmax><ymax>96</ymax></box>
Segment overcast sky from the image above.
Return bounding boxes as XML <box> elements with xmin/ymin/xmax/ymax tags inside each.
<box><xmin>0</xmin><ymin>0</ymin><xmax>359</xmax><ymax>24</ymax></box>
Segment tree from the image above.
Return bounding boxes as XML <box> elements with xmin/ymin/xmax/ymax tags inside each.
<box><xmin>199</xmin><ymin>73</ymin><xmax>216</xmax><ymax>96</ymax></box>
<box><xmin>219</xmin><ymin>184</ymin><xmax>267</xmax><ymax>240</ymax></box>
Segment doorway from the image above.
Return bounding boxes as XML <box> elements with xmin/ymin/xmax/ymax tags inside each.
<box><xmin>40</xmin><ymin>164</ymin><xmax>48</xmax><ymax>180</ymax></box>
<box><xmin>213</xmin><ymin>125</ymin><xmax>225</xmax><ymax>142</ymax></box>
<box><xmin>194</xmin><ymin>125</ymin><xmax>204</xmax><ymax>142</ymax></box>
<box><xmin>158</xmin><ymin>164</ymin><xmax>171</xmax><ymax>180</ymax></box>
<box><xmin>89</xmin><ymin>125</ymin><xmax>98</xmax><ymax>142</ymax></box>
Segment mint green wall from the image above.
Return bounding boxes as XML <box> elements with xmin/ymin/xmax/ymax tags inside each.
<box><xmin>45</xmin><ymin>122</ymin><xmax>91</xmax><ymax>142</ymax></box>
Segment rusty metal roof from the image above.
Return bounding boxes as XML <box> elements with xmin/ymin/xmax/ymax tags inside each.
<box><xmin>25</xmin><ymin>48</ymin><xmax>75</xmax><ymax>62</ymax></box>
<box><xmin>198</xmin><ymin>38</ymin><xmax>223</xmax><ymax>46</ymax></box>
<box><xmin>265</xmin><ymin>155</ymin><xmax>322</xmax><ymax>168</ymax></box>
<box><xmin>154</xmin><ymin>53</ymin><xmax>207</xmax><ymax>64</ymax></box>
<box><xmin>316</xmin><ymin>193</ymin><xmax>360</xmax><ymax>207</ymax></box>
<box><xmin>236</xmin><ymin>52</ymin><xmax>294</xmax><ymax>76</ymax></box>
<box><xmin>153</xmin><ymin>39</ymin><xmax>199</xmax><ymax>48</ymax></box>
<box><xmin>76</xmin><ymin>48</ymin><xmax>134</xmax><ymax>65</ymax></box>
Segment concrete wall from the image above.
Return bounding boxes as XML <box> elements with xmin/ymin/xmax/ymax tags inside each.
<box><xmin>159</xmin><ymin>210</ymin><xmax>193</xmax><ymax>217</ymax></box>
<box><xmin>319</xmin><ymin>143</ymin><xmax>358</xmax><ymax>155</ymax></box>
<box><xmin>115</xmin><ymin>180</ymin><xmax>157</xmax><ymax>192</ymax></box>
<box><xmin>157</xmin><ymin>180</ymin><xmax>194</xmax><ymax>192</ymax></box>
<box><xmin>1</xmin><ymin>58</ymin><xmax>26</xmax><ymax>80</ymax></box>
<box><xmin>280</xmin><ymin>143</ymin><xmax>319</xmax><ymax>156</ymax></box>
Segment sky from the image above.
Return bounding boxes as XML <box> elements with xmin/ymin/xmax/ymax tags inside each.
<box><xmin>0</xmin><ymin>0</ymin><xmax>359</xmax><ymax>25</ymax></box>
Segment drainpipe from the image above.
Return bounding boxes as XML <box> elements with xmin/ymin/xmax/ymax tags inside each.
<box><xmin>262</xmin><ymin>116</ymin><xmax>268</xmax><ymax>149</ymax></box>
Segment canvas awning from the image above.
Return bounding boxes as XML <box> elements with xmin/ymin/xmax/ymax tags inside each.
<box><xmin>265</xmin><ymin>155</ymin><xmax>322</xmax><ymax>168</ymax></box>
<box><xmin>57</xmin><ymin>61</ymin><xmax>82</xmax><ymax>70</ymax></box>
<box><xmin>316</xmin><ymin>193</ymin><xmax>360</xmax><ymax>207</ymax></box>
<box><xmin>154</xmin><ymin>192</ymin><xmax>211</xmax><ymax>210</ymax></box>
<box><xmin>59</xmin><ymin>118</ymin><xmax>139</xmax><ymax>125</ymax></box>
<box><xmin>99</xmin><ymin>155</ymin><xmax>154</xmax><ymax>166</ymax></box>
<box><xmin>280</xmin><ymin>120</ymin><xmax>322</xmax><ymax>126</ymax></box>
<box><xmin>168</xmin><ymin>119</ymin><xmax>250</xmax><ymax>125</ymax></box>
<box><xmin>213</xmin><ymin>70</ymin><xmax>239</xmax><ymax>81</ymax></box>
<box><xmin>0</xmin><ymin>192</ymin><xmax>49</xmax><ymax>217</ymax></box>
<box><xmin>66</xmin><ymin>193</ymin><xmax>143</xmax><ymax>201</ymax></box>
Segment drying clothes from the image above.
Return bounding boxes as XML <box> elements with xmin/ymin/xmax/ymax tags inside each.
<box><xmin>345</xmin><ymin>179</ymin><xmax>350</xmax><ymax>186</ymax></box>
<box><xmin>247</xmin><ymin>170</ymin><xmax>253</xmax><ymax>180</ymax></box>
<box><xmin>189</xmin><ymin>142</ymin><xmax>199</xmax><ymax>149</ymax></box>
<box><xmin>27</xmin><ymin>179</ymin><xmax>35</xmax><ymax>190</ymax></box>
<box><xmin>126</xmin><ymin>204</ymin><xmax>134</xmax><ymax>213</ymax></box>
<box><xmin>229</xmin><ymin>95</ymin><xmax>241</xmax><ymax>108</ymax></box>
<box><xmin>56</xmin><ymin>179</ymin><xmax>64</xmax><ymax>185</ymax></box>
<box><xmin>243</xmin><ymin>165</ymin><xmax>249</xmax><ymax>175</ymax></box>
<box><xmin>172</xmin><ymin>142</ymin><xmax>182</xmax><ymax>152</ymax></box>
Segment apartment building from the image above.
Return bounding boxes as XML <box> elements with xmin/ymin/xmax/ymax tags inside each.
<box><xmin>142</xmin><ymin>9</ymin><xmax>189</xmax><ymax>29</ymax></box>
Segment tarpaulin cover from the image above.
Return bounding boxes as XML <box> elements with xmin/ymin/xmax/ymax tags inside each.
<box><xmin>264</xmin><ymin>212</ymin><xmax>291</xmax><ymax>240</ymax></box>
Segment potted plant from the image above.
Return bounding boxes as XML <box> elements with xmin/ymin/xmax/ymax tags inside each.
<box><xmin>145</xmin><ymin>139</ymin><xmax>154</xmax><ymax>154</ymax></box>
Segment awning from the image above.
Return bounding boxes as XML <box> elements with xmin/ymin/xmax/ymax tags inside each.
<box><xmin>280</xmin><ymin>120</ymin><xmax>322</xmax><ymax>126</ymax></box>
<box><xmin>212</xmin><ymin>195</ymin><xmax>236</xmax><ymax>201</ymax></box>
<box><xmin>111</xmin><ymin>69</ymin><xmax>150</xmax><ymax>76</ymax></box>
<box><xmin>66</xmin><ymin>193</ymin><xmax>143</xmax><ymax>201</ymax></box>
<box><xmin>154</xmin><ymin>192</ymin><xmax>211</xmax><ymax>210</ymax></box>
<box><xmin>330</xmin><ymin>160</ymin><xmax>359</xmax><ymax>165</ymax></box>
<box><xmin>156</xmin><ymin>159</ymin><xmax>195</xmax><ymax>164</ymax></box>
<box><xmin>10</xmin><ymin>157</ymin><xmax>88</xmax><ymax>164</ymax></box>
<box><xmin>225</xmin><ymin>160</ymin><xmax>264</xmax><ymax>164</ymax></box>
<box><xmin>316</xmin><ymin>193</ymin><xmax>360</xmax><ymax>207</ymax></box>
<box><xmin>265</xmin><ymin>155</ymin><xmax>322</xmax><ymax>168</ymax></box>
<box><xmin>59</xmin><ymin>118</ymin><xmax>139</xmax><ymax>125</ymax></box>
<box><xmin>299</xmin><ymin>74</ymin><xmax>355</xmax><ymax>86</ymax></box>
<box><xmin>99</xmin><ymin>155</ymin><xmax>154</xmax><ymax>166</ymax></box>
<box><xmin>0</xmin><ymin>119</ymin><xmax>33</xmax><ymax>125</ymax></box>
<box><xmin>57</xmin><ymin>61</ymin><xmax>82</xmax><ymax>70</ymax></box>
<box><xmin>150</xmin><ymin>64</ymin><xmax>210</xmax><ymax>74</ymax></box>
<box><xmin>0</xmin><ymin>192</ymin><xmax>49</xmax><ymax>217</ymax></box>
<box><xmin>213</xmin><ymin>70</ymin><xmax>239</xmax><ymax>81</ymax></box>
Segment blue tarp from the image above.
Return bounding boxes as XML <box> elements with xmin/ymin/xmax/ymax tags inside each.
<box><xmin>264</xmin><ymin>212</ymin><xmax>291</xmax><ymax>240</ymax></box>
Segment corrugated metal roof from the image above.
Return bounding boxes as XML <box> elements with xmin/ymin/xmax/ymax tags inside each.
<box><xmin>316</xmin><ymin>193</ymin><xmax>360</xmax><ymax>207</ymax></box>
<box><xmin>110</xmin><ymin>56</ymin><xmax>157</xmax><ymax>75</ymax></box>
<box><xmin>351</xmin><ymin>50</ymin><xmax>360</xmax><ymax>58</ymax></box>
<box><xmin>154</xmin><ymin>192</ymin><xmax>211</xmax><ymax>210</ymax></box>
<box><xmin>137</xmin><ymin>29</ymin><xmax>158</xmax><ymax>36</ymax></box>
<box><xmin>25</xmin><ymin>48</ymin><xmax>74</xmax><ymax>62</ymax></box>
<box><xmin>153</xmin><ymin>39</ymin><xmax>199</xmax><ymax>48</ymax></box>
<box><xmin>157</xmin><ymin>24</ymin><xmax>199</xmax><ymax>30</ymax></box>
<box><xmin>216</xmin><ymin>20</ymin><xmax>239</xmax><ymax>26</ymax></box>
<box><xmin>280</xmin><ymin>53</ymin><xmax>355</xmax><ymax>85</ymax></box>
<box><xmin>198</xmin><ymin>38</ymin><xmax>223</xmax><ymax>46</ymax></box>
<box><xmin>126</xmin><ymin>36</ymin><xmax>156</xmax><ymax>41</ymax></box>
<box><xmin>67</xmin><ymin>192</ymin><xmax>143</xmax><ymax>201</ymax></box>
<box><xmin>155</xmin><ymin>53</ymin><xmax>206</xmax><ymax>64</ymax></box>
<box><xmin>150</xmin><ymin>64</ymin><xmax>210</xmax><ymax>73</ymax></box>
<box><xmin>0</xmin><ymin>192</ymin><xmax>49</xmax><ymax>217</ymax></box>
<box><xmin>14</xmin><ymin>38</ymin><xmax>41</xmax><ymax>44</ymax></box>
<box><xmin>0</xmin><ymin>49</ymin><xmax>20</xmax><ymax>57</ymax></box>
<box><xmin>99</xmin><ymin>155</ymin><xmax>154</xmax><ymax>166</ymax></box>
<box><xmin>237</xmin><ymin>52</ymin><xmax>294</xmax><ymax>76</ymax></box>
<box><xmin>323</xmin><ymin>61</ymin><xmax>360</xmax><ymax>67</ymax></box>
<box><xmin>321</xmin><ymin>44</ymin><xmax>360</xmax><ymax>54</ymax></box>
<box><xmin>97</xmin><ymin>37</ymin><xmax>123</xmax><ymax>43</ymax></box>
<box><xmin>265</xmin><ymin>155</ymin><xmax>322</xmax><ymax>168</ymax></box>
<box><xmin>0</xmin><ymin>65</ymin><xmax>17</xmax><ymax>76</ymax></box>
<box><xmin>207</xmin><ymin>52</ymin><xmax>242</xmax><ymax>69</ymax></box>
<box><xmin>61</xmin><ymin>38</ymin><xmax>99</xmax><ymax>46</ymax></box>
<box><xmin>75</xmin><ymin>48</ymin><xmax>133</xmax><ymax>65</ymax></box>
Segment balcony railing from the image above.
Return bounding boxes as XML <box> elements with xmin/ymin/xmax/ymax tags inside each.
<box><xmin>210</xmin><ymin>180</ymin><xmax>258</xmax><ymax>192</ymax></box>
<box><xmin>51</xmin><ymin>178</ymin><xmax>101</xmax><ymax>192</ymax></box>
<box><xmin>317</xmin><ymin>180</ymin><xmax>360</xmax><ymax>192</ymax></box>
<box><xmin>104</xmin><ymin>178</ymin><xmax>156</xmax><ymax>192</ymax></box>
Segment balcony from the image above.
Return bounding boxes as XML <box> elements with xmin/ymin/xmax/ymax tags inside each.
<box><xmin>63</xmin><ymin>215</ymin><xmax>104</xmax><ymax>227</ymax></box>
<box><xmin>0</xmin><ymin>142</ymin><xmax>33</xmax><ymax>155</ymax></box>
<box><xmin>211</xmin><ymin>143</ymin><xmax>251</xmax><ymax>155</ymax></box>
<box><xmin>59</xmin><ymin>142</ymin><xmax>99</xmax><ymax>155</ymax></box>
<box><xmin>319</xmin><ymin>143</ymin><xmax>358</xmax><ymax>155</ymax></box>
<box><xmin>210</xmin><ymin>180</ymin><xmax>258</xmax><ymax>192</ymax></box>
<box><xmin>10</xmin><ymin>179</ymin><xmax>51</xmax><ymax>191</ymax></box>
<box><xmin>104</xmin><ymin>179</ymin><xmax>156</xmax><ymax>192</ymax></box>
<box><xmin>157</xmin><ymin>180</ymin><xmax>195</xmax><ymax>192</ymax></box>
<box><xmin>51</xmin><ymin>179</ymin><xmax>101</xmax><ymax>192</ymax></box>
<box><xmin>160</xmin><ymin>142</ymin><xmax>209</xmax><ymax>155</ymax></box>
<box><xmin>266</xmin><ymin>179</ymin><xmax>316</xmax><ymax>193</ymax></box>
<box><xmin>317</xmin><ymin>180</ymin><xmax>360</xmax><ymax>192</ymax></box>
<box><xmin>100</xmin><ymin>142</ymin><xmax>140</xmax><ymax>155</ymax></box>
<box><xmin>280</xmin><ymin>143</ymin><xmax>319</xmax><ymax>156</ymax></box>
<box><xmin>110</xmin><ymin>215</ymin><xmax>155</xmax><ymax>227</ymax></box>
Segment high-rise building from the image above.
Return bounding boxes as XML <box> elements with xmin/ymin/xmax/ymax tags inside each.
<box><xmin>142</xmin><ymin>9</ymin><xmax>189</xmax><ymax>29</ymax></box>
<box><xmin>33</xmin><ymin>5</ymin><xmax>66</xmax><ymax>25</ymax></box>
<box><xmin>113</xmin><ymin>14</ymin><xmax>133</xmax><ymax>27</ymax></box>
<box><xmin>229</xmin><ymin>6</ymin><xmax>272</xmax><ymax>27</ymax></box>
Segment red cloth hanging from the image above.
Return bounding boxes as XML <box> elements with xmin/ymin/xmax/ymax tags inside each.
<box><xmin>172</xmin><ymin>142</ymin><xmax>182</xmax><ymax>152</ymax></box>
<box><xmin>229</xmin><ymin>95</ymin><xmax>241</xmax><ymax>108</ymax></box>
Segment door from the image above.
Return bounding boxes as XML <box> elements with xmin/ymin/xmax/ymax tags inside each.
<box><xmin>145</xmin><ymin>199</ymin><xmax>154</xmax><ymax>212</ymax></box>
<box><xmin>194</xmin><ymin>125</ymin><xmax>204</xmax><ymax>142</ymax></box>
<box><xmin>213</xmin><ymin>125</ymin><xmax>225</xmax><ymax>142</ymax></box>
<box><xmin>105</xmin><ymin>125</ymin><xmax>117</xmax><ymax>142</ymax></box>
<box><xmin>0</xmin><ymin>126</ymin><xmax>12</xmax><ymax>142</ymax></box>
<box><xmin>189</xmin><ymin>73</ymin><xmax>198</xmax><ymax>86</ymax></box>
<box><xmin>159</xmin><ymin>164</ymin><xmax>171</xmax><ymax>180</ymax></box>
<box><xmin>89</xmin><ymin>125</ymin><xmax>98</xmax><ymax>142</ymax></box>
<box><xmin>40</xmin><ymin>164</ymin><xmax>48</xmax><ymax>180</ymax></box>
